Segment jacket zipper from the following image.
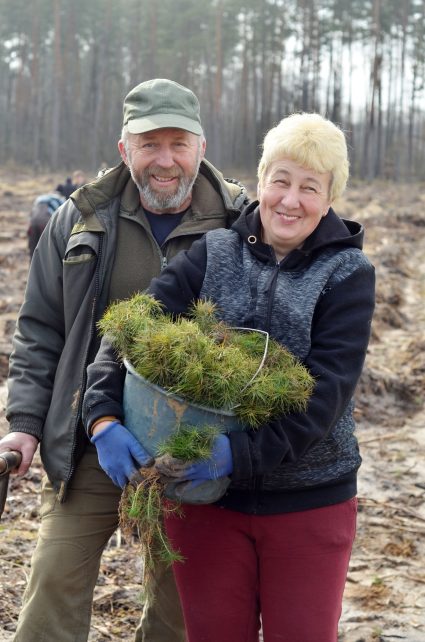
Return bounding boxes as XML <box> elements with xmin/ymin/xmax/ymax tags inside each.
<box><xmin>151</xmin><ymin>238</ymin><xmax>168</xmax><ymax>271</ymax></box>
<box><xmin>252</xmin><ymin>261</ymin><xmax>280</xmax><ymax>509</ymax></box>
<box><xmin>265</xmin><ymin>264</ymin><xmax>281</xmax><ymax>331</ymax></box>
<box><xmin>60</xmin><ymin>234</ymin><xmax>104</xmax><ymax>501</ymax></box>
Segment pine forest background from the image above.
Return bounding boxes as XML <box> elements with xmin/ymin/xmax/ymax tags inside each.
<box><xmin>1</xmin><ymin>3</ymin><xmax>425</xmax><ymax>638</ymax></box>
<box><xmin>1</xmin><ymin>0</ymin><xmax>425</xmax><ymax>182</ymax></box>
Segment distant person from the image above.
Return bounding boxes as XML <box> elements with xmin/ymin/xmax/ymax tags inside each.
<box><xmin>28</xmin><ymin>171</ymin><xmax>89</xmax><ymax>256</ymax></box>
<box><xmin>71</xmin><ymin>169</ymin><xmax>87</xmax><ymax>189</ymax></box>
<box><xmin>56</xmin><ymin>170</ymin><xmax>87</xmax><ymax>199</ymax></box>
<box><xmin>56</xmin><ymin>177</ymin><xmax>75</xmax><ymax>198</ymax></box>
<box><xmin>27</xmin><ymin>190</ymin><xmax>65</xmax><ymax>257</ymax></box>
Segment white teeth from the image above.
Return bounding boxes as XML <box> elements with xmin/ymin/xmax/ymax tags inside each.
<box><xmin>152</xmin><ymin>176</ymin><xmax>176</xmax><ymax>182</ymax></box>
<box><xmin>277</xmin><ymin>212</ymin><xmax>299</xmax><ymax>220</ymax></box>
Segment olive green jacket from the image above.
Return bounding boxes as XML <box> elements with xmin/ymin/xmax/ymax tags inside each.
<box><xmin>6</xmin><ymin>159</ymin><xmax>248</xmax><ymax>498</ymax></box>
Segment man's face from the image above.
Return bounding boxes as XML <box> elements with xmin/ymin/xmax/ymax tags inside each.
<box><xmin>119</xmin><ymin>128</ymin><xmax>205</xmax><ymax>213</ymax></box>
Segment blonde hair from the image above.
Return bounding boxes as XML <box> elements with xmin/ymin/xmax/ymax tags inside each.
<box><xmin>257</xmin><ymin>113</ymin><xmax>349</xmax><ymax>202</ymax></box>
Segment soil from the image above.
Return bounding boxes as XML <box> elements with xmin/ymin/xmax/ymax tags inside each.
<box><xmin>0</xmin><ymin>168</ymin><xmax>424</xmax><ymax>641</ymax></box>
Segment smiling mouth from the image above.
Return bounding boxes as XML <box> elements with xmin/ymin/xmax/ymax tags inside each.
<box><xmin>151</xmin><ymin>175</ymin><xmax>179</xmax><ymax>184</ymax></box>
<box><xmin>276</xmin><ymin>212</ymin><xmax>300</xmax><ymax>221</ymax></box>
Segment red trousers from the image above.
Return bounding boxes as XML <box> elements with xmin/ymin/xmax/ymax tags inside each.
<box><xmin>165</xmin><ymin>498</ymin><xmax>357</xmax><ymax>642</ymax></box>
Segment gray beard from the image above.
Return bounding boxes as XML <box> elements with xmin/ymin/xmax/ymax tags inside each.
<box><xmin>130</xmin><ymin>158</ymin><xmax>201</xmax><ymax>212</ymax></box>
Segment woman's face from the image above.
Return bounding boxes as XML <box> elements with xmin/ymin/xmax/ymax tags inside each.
<box><xmin>258</xmin><ymin>158</ymin><xmax>332</xmax><ymax>261</ymax></box>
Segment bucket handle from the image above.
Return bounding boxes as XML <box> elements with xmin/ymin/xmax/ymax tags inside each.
<box><xmin>228</xmin><ymin>327</ymin><xmax>269</xmax><ymax>410</ymax></box>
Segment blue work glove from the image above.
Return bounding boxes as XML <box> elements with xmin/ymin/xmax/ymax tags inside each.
<box><xmin>155</xmin><ymin>434</ymin><xmax>233</xmax><ymax>484</ymax></box>
<box><xmin>91</xmin><ymin>421</ymin><xmax>154</xmax><ymax>488</ymax></box>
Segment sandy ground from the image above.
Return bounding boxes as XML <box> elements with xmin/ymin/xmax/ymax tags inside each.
<box><xmin>0</xmin><ymin>169</ymin><xmax>424</xmax><ymax>641</ymax></box>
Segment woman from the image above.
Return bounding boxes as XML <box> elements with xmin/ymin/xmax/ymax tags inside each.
<box><xmin>84</xmin><ymin>113</ymin><xmax>375</xmax><ymax>641</ymax></box>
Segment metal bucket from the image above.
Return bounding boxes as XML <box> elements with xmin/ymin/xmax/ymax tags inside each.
<box><xmin>123</xmin><ymin>359</ymin><xmax>244</xmax><ymax>504</ymax></box>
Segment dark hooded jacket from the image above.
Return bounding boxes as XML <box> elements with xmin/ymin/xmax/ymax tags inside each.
<box><xmin>84</xmin><ymin>201</ymin><xmax>375</xmax><ymax>515</ymax></box>
<box><xmin>6</xmin><ymin>159</ymin><xmax>248</xmax><ymax>499</ymax></box>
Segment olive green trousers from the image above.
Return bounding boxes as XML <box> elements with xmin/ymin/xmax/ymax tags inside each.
<box><xmin>13</xmin><ymin>445</ymin><xmax>186</xmax><ymax>642</ymax></box>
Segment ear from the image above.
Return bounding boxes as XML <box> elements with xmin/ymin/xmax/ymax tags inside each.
<box><xmin>322</xmin><ymin>203</ymin><xmax>331</xmax><ymax>217</ymax></box>
<box><xmin>199</xmin><ymin>136</ymin><xmax>206</xmax><ymax>159</ymax></box>
<box><xmin>118</xmin><ymin>140</ymin><xmax>129</xmax><ymax>166</ymax></box>
<box><xmin>257</xmin><ymin>183</ymin><xmax>262</xmax><ymax>200</ymax></box>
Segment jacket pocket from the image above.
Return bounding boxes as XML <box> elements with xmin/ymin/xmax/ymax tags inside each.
<box><xmin>63</xmin><ymin>231</ymin><xmax>99</xmax><ymax>264</ymax></box>
<box><xmin>62</xmin><ymin>232</ymin><xmax>100</xmax><ymax>336</ymax></box>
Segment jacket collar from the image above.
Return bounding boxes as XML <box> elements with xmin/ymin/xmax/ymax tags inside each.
<box><xmin>232</xmin><ymin>201</ymin><xmax>365</xmax><ymax>268</ymax></box>
<box><xmin>70</xmin><ymin>159</ymin><xmax>248</xmax><ymax>230</ymax></box>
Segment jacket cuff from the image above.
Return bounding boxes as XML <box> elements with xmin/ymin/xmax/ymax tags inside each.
<box><xmin>228</xmin><ymin>430</ymin><xmax>253</xmax><ymax>481</ymax></box>
<box><xmin>85</xmin><ymin>403</ymin><xmax>124</xmax><ymax>435</ymax></box>
<box><xmin>8</xmin><ymin>414</ymin><xmax>43</xmax><ymax>441</ymax></box>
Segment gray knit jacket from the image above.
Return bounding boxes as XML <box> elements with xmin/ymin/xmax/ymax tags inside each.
<box><xmin>84</xmin><ymin>202</ymin><xmax>375</xmax><ymax>514</ymax></box>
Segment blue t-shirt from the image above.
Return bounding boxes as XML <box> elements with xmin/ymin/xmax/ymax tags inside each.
<box><xmin>144</xmin><ymin>209</ymin><xmax>187</xmax><ymax>246</ymax></box>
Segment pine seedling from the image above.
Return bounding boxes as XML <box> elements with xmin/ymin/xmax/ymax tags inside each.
<box><xmin>236</xmin><ymin>350</ymin><xmax>315</xmax><ymax>426</ymax></box>
<box><xmin>189</xmin><ymin>299</ymin><xmax>223</xmax><ymax>335</ymax></box>
<box><xmin>99</xmin><ymin>293</ymin><xmax>163</xmax><ymax>359</ymax></box>
<box><xmin>120</xmin><ymin>424</ymin><xmax>220</xmax><ymax>598</ymax></box>
<box><xmin>268</xmin><ymin>365</ymin><xmax>314</xmax><ymax>412</ymax></box>
<box><xmin>119</xmin><ymin>467</ymin><xmax>183</xmax><ymax>600</ymax></box>
<box><xmin>226</xmin><ymin>327</ymin><xmax>268</xmax><ymax>359</ymax></box>
<box><xmin>156</xmin><ymin>424</ymin><xmax>221</xmax><ymax>461</ymax></box>
<box><xmin>172</xmin><ymin>342</ymin><xmax>252</xmax><ymax>409</ymax></box>
<box><xmin>99</xmin><ymin>293</ymin><xmax>315</xmax><ymax>427</ymax></box>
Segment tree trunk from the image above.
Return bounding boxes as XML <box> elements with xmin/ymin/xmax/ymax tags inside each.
<box><xmin>51</xmin><ymin>0</ymin><xmax>63</xmax><ymax>168</ymax></box>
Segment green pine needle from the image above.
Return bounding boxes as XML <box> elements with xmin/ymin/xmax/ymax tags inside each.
<box><xmin>100</xmin><ymin>293</ymin><xmax>315</xmax><ymax>427</ymax></box>
<box><xmin>156</xmin><ymin>424</ymin><xmax>221</xmax><ymax>461</ymax></box>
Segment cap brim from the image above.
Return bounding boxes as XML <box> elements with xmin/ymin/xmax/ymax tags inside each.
<box><xmin>127</xmin><ymin>113</ymin><xmax>202</xmax><ymax>135</ymax></box>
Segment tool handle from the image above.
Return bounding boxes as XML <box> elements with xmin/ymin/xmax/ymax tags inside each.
<box><xmin>0</xmin><ymin>451</ymin><xmax>22</xmax><ymax>477</ymax></box>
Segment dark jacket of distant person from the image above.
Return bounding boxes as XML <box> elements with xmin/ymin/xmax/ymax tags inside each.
<box><xmin>27</xmin><ymin>192</ymin><xmax>65</xmax><ymax>257</ymax></box>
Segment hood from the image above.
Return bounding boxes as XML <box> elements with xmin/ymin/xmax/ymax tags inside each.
<box><xmin>70</xmin><ymin>159</ymin><xmax>249</xmax><ymax>225</ymax></box>
<box><xmin>199</xmin><ymin>158</ymin><xmax>249</xmax><ymax>212</ymax></box>
<box><xmin>232</xmin><ymin>201</ymin><xmax>365</xmax><ymax>269</ymax></box>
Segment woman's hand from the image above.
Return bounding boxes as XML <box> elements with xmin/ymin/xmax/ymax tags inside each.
<box><xmin>155</xmin><ymin>434</ymin><xmax>233</xmax><ymax>483</ymax></box>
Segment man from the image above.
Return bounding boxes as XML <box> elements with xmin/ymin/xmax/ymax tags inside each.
<box><xmin>56</xmin><ymin>170</ymin><xmax>88</xmax><ymax>198</ymax></box>
<box><xmin>71</xmin><ymin>169</ymin><xmax>88</xmax><ymax>190</ymax></box>
<box><xmin>28</xmin><ymin>172</ymin><xmax>87</xmax><ymax>258</ymax></box>
<box><xmin>1</xmin><ymin>78</ymin><xmax>248</xmax><ymax>642</ymax></box>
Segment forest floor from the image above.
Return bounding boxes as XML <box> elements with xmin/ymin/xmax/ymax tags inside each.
<box><xmin>0</xmin><ymin>167</ymin><xmax>424</xmax><ymax>641</ymax></box>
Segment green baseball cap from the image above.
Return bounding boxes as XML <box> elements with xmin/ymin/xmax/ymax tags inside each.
<box><xmin>123</xmin><ymin>78</ymin><xmax>203</xmax><ymax>136</ymax></box>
